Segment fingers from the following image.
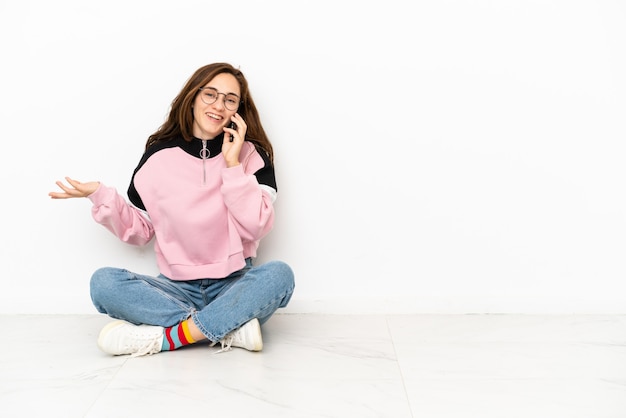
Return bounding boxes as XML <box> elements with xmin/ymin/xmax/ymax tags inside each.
<box><xmin>48</xmin><ymin>177</ymin><xmax>91</xmax><ymax>199</ymax></box>
<box><xmin>48</xmin><ymin>191</ymin><xmax>70</xmax><ymax>199</ymax></box>
<box><xmin>65</xmin><ymin>177</ymin><xmax>81</xmax><ymax>187</ymax></box>
<box><xmin>60</xmin><ymin>178</ymin><xmax>84</xmax><ymax>196</ymax></box>
<box><xmin>232</xmin><ymin>113</ymin><xmax>247</xmax><ymax>136</ymax></box>
<box><xmin>224</xmin><ymin>114</ymin><xmax>247</xmax><ymax>143</ymax></box>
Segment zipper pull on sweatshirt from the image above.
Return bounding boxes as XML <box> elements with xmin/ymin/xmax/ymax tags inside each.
<box><xmin>200</xmin><ymin>139</ymin><xmax>209</xmax><ymax>185</ymax></box>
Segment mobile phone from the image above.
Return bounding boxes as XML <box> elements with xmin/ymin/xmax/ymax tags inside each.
<box><xmin>228</xmin><ymin>122</ymin><xmax>236</xmax><ymax>142</ymax></box>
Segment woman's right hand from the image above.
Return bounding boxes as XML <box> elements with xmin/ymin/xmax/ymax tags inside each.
<box><xmin>49</xmin><ymin>177</ymin><xmax>100</xmax><ymax>199</ymax></box>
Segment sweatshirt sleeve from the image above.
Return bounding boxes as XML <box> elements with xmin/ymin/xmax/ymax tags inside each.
<box><xmin>88</xmin><ymin>183</ymin><xmax>155</xmax><ymax>246</ymax></box>
<box><xmin>220</xmin><ymin>152</ymin><xmax>276</xmax><ymax>242</ymax></box>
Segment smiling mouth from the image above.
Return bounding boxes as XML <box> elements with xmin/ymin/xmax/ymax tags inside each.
<box><xmin>207</xmin><ymin>113</ymin><xmax>223</xmax><ymax>121</ymax></box>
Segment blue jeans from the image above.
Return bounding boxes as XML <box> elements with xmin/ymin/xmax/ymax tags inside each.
<box><xmin>89</xmin><ymin>259</ymin><xmax>295</xmax><ymax>342</ymax></box>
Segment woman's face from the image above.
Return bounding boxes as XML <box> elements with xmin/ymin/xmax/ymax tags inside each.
<box><xmin>192</xmin><ymin>72</ymin><xmax>241</xmax><ymax>140</ymax></box>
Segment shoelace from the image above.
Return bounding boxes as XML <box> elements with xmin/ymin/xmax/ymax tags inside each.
<box><xmin>210</xmin><ymin>334</ymin><xmax>235</xmax><ymax>354</ymax></box>
<box><xmin>128</xmin><ymin>337</ymin><xmax>163</xmax><ymax>358</ymax></box>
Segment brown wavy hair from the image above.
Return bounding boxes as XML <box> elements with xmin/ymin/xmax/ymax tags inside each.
<box><xmin>145</xmin><ymin>63</ymin><xmax>273</xmax><ymax>162</ymax></box>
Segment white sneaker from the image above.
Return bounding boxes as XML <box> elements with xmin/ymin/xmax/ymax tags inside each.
<box><xmin>97</xmin><ymin>320</ymin><xmax>164</xmax><ymax>357</ymax></box>
<box><xmin>213</xmin><ymin>318</ymin><xmax>263</xmax><ymax>353</ymax></box>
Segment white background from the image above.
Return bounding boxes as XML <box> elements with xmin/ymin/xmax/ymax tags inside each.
<box><xmin>1</xmin><ymin>0</ymin><xmax>624</xmax><ymax>314</ymax></box>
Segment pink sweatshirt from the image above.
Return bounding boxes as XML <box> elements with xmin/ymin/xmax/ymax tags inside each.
<box><xmin>88</xmin><ymin>137</ymin><xmax>276</xmax><ymax>280</ymax></box>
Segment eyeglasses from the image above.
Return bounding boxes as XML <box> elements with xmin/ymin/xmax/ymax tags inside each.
<box><xmin>197</xmin><ymin>87</ymin><xmax>241</xmax><ymax>111</ymax></box>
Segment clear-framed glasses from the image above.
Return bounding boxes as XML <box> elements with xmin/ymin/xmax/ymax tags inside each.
<box><xmin>198</xmin><ymin>87</ymin><xmax>241</xmax><ymax>111</ymax></box>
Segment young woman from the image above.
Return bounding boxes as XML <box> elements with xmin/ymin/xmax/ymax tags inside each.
<box><xmin>49</xmin><ymin>63</ymin><xmax>295</xmax><ymax>356</ymax></box>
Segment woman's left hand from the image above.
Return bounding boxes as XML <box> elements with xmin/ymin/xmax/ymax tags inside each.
<box><xmin>222</xmin><ymin>113</ymin><xmax>247</xmax><ymax>167</ymax></box>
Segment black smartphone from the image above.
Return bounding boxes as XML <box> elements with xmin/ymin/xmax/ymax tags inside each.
<box><xmin>228</xmin><ymin>122</ymin><xmax>236</xmax><ymax>142</ymax></box>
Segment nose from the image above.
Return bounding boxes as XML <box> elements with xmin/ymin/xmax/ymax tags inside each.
<box><xmin>212</xmin><ymin>96</ymin><xmax>226</xmax><ymax>110</ymax></box>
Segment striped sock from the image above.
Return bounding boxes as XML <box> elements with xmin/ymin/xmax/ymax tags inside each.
<box><xmin>161</xmin><ymin>319</ymin><xmax>196</xmax><ymax>351</ymax></box>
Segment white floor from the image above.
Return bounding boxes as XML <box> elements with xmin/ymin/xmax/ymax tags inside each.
<box><xmin>1</xmin><ymin>314</ymin><xmax>626</xmax><ymax>418</ymax></box>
